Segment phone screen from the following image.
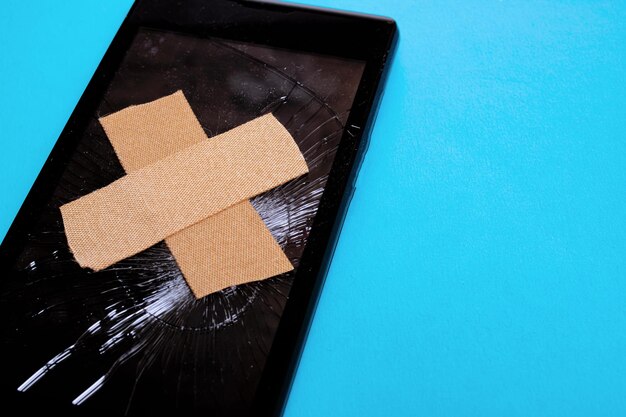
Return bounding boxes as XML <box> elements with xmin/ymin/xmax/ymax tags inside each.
<box><xmin>1</xmin><ymin>27</ymin><xmax>365</xmax><ymax>415</ymax></box>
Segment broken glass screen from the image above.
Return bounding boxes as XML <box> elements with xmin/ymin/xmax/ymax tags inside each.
<box><xmin>0</xmin><ymin>28</ymin><xmax>365</xmax><ymax>416</ymax></box>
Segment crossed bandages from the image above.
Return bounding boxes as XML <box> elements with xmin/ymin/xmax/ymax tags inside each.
<box><xmin>61</xmin><ymin>91</ymin><xmax>308</xmax><ymax>298</ymax></box>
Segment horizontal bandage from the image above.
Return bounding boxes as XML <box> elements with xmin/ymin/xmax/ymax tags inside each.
<box><xmin>97</xmin><ymin>91</ymin><xmax>294</xmax><ymax>298</ymax></box>
<box><xmin>61</xmin><ymin>108</ymin><xmax>308</xmax><ymax>287</ymax></box>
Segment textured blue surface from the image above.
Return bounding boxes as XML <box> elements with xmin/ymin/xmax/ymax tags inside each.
<box><xmin>2</xmin><ymin>1</ymin><xmax>626</xmax><ymax>416</ymax></box>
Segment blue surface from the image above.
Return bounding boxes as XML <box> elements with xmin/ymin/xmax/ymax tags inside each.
<box><xmin>2</xmin><ymin>1</ymin><xmax>626</xmax><ymax>416</ymax></box>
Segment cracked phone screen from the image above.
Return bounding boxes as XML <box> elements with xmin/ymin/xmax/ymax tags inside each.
<box><xmin>0</xmin><ymin>28</ymin><xmax>365</xmax><ymax>415</ymax></box>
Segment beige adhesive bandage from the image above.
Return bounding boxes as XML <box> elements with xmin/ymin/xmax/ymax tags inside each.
<box><xmin>61</xmin><ymin>93</ymin><xmax>308</xmax><ymax>297</ymax></box>
<box><xmin>98</xmin><ymin>92</ymin><xmax>295</xmax><ymax>298</ymax></box>
<box><xmin>99</xmin><ymin>91</ymin><xmax>294</xmax><ymax>298</ymax></box>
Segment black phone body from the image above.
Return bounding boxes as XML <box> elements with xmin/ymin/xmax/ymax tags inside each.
<box><xmin>0</xmin><ymin>1</ymin><xmax>397</xmax><ymax>415</ymax></box>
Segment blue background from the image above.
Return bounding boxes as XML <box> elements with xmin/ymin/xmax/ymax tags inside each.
<box><xmin>2</xmin><ymin>1</ymin><xmax>626</xmax><ymax>416</ymax></box>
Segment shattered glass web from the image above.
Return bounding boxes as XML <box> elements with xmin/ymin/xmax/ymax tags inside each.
<box><xmin>0</xmin><ymin>29</ymin><xmax>364</xmax><ymax>415</ymax></box>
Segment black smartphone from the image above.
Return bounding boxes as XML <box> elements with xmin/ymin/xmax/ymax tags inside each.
<box><xmin>0</xmin><ymin>0</ymin><xmax>397</xmax><ymax>415</ymax></box>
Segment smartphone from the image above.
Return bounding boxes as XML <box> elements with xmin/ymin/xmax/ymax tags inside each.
<box><xmin>0</xmin><ymin>0</ymin><xmax>397</xmax><ymax>415</ymax></box>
